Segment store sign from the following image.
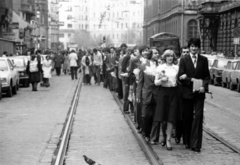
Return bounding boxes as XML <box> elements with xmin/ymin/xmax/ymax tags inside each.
<box><xmin>58</xmin><ymin>0</ymin><xmax>69</xmax><ymax>2</ymax></box>
<box><xmin>11</xmin><ymin>22</ymin><xmax>19</xmax><ymax>29</ymax></box>
<box><xmin>233</xmin><ymin>38</ymin><xmax>240</xmax><ymax>45</ymax></box>
<box><xmin>2</xmin><ymin>32</ymin><xmax>16</xmax><ymax>40</ymax></box>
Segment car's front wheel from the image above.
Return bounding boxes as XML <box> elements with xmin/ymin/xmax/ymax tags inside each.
<box><xmin>237</xmin><ymin>82</ymin><xmax>240</xmax><ymax>93</ymax></box>
<box><xmin>12</xmin><ymin>84</ymin><xmax>17</xmax><ymax>95</ymax></box>
<box><xmin>7</xmin><ymin>85</ymin><xmax>13</xmax><ymax>97</ymax></box>
<box><xmin>230</xmin><ymin>81</ymin><xmax>235</xmax><ymax>91</ymax></box>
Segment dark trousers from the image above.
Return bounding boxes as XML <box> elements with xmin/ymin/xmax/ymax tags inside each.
<box><xmin>175</xmin><ymin>99</ymin><xmax>184</xmax><ymax>143</ymax></box>
<box><xmin>70</xmin><ymin>66</ymin><xmax>78</xmax><ymax>80</ymax></box>
<box><xmin>93</xmin><ymin>65</ymin><xmax>101</xmax><ymax>84</ymax></box>
<box><xmin>136</xmin><ymin>101</ymin><xmax>142</xmax><ymax>130</ymax></box>
<box><xmin>56</xmin><ymin>67</ymin><xmax>61</xmax><ymax>76</ymax></box>
<box><xmin>141</xmin><ymin>99</ymin><xmax>156</xmax><ymax>138</ymax></box>
<box><xmin>150</xmin><ymin>121</ymin><xmax>167</xmax><ymax>142</ymax></box>
<box><xmin>123</xmin><ymin>84</ymin><xmax>130</xmax><ymax>112</ymax></box>
<box><xmin>182</xmin><ymin>98</ymin><xmax>204</xmax><ymax>149</ymax></box>
<box><xmin>117</xmin><ymin>78</ymin><xmax>123</xmax><ymax>99</ymax></box>
<box><xmin>84</xmin><ymin>74</ymin><xmax>91</xmax><ymax>84</ymax></box>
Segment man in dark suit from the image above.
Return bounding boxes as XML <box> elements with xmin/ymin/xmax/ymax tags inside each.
<box><xmin>177</xmin><ymin>37</ymin><xmax>210</xmax><ymax>152</ymax></box>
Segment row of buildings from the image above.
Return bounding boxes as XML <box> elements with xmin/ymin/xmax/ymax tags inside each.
<box><xmin>143</xmin><ymin>0</ymin><xmax>240</xmax><ymax>57</ymax></box>
<box><xmin>57</xmin><ymin>0</ymin><xmax>144</xmax><ymax>49</ymax></box>
<box><xmin>0</xmin><ymin>0</ymin><xmax>49</xmax><ymax>55</ymax></box>
<box><xmin>0</xmin><ymin>0</ymin><xmax>144</xmax><ymax>54</ymax></box>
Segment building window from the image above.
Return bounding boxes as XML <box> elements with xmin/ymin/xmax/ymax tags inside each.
<box><xmin>68</xmin><ymin>33</ymin><xmax>71</xmax><ymax>37</ymax></box>
<box><xmin>188</xmin><ymin>19</ymin><xmax>198</xmax><ymax>39</ymax></box>
<box><xmin>66</xmin><ymin>6</ymin><xmax>72</xmax><ymax>11</ymax></box>
<box><xmin>68</xmin><ymin>24</ymin><xmax>73</xmax><ymax>28</ymax></box>
<box><xmin>59</xmin><ymin>34</ymin><xmax>64</xmax><ymax>38</ymax></box>
<box><xmin>67</xmin><ymin>15</ymin><xmax>72</xmax><ymax>20</ymax></box>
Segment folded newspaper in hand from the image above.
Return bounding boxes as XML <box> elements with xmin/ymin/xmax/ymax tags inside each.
<box><xmin>193</xmin><ymin>79</ymin><xmax>203</xmax><ymax>92</ymax></box>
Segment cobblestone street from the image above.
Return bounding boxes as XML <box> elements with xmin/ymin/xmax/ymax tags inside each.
<box><xmin>65</xmin><ymin>84</ymin><xmax>151</xmax><ymax>165</ymax></box>
<box><xmin>0</xmin><ymin>74</ymin><xmax>78</xmax><ymax>165</ymax></box>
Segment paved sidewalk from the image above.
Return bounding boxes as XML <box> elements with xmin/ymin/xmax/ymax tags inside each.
<box><xmin>0</xmin><ymin>74</ymin><xmax>78</xmax><ymax>165</ymax></box>
<box><xmin>65</xmin><ymin>84</ymin><xmax>151</xmax><ymax>165</ymax></box>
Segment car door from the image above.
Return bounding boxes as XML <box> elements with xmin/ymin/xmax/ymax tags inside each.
<box><xmin>231</xmin><ymin>62</ymin><xmax>239</xmax><ymax>85</ymax></box>
<box><xmin>7</xmin><ymin>59</ymin><xmax>17</xmax><ymax>86</ymax></box>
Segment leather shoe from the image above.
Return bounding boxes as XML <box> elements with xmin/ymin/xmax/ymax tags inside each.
<box><xmin>161</xmin><ymin>141</ymin><xmax>166</xmax><ymax>147</ymax></box>
<box><xmin>185</xmin><ymin>144</ymin><xmax>190</xmax><ymax>149</ymax></box>
<box><xmin>150</xmin><ymin>141</ymin><xmax>157</xmax><ymax>145</ymax></box>
<box><xmin>145</xmin><ymin>137</ymin><xmax>150</xmax><ymax>142</ymax></box>
<box><xmin>175</xmin><ymin>137</ymin><xmax>180</xmax><ymax>144</ymax></box>
<box><xmin>192</xmin><ymin>148</ymin><xmax>201</xmax><ymax>152</ymax></box>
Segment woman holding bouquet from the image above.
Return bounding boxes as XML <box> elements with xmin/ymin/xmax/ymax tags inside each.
<box><xmin>151</xmin><ymin>49</ymin><xmax>179</xmax><ymax>151</ymax></box>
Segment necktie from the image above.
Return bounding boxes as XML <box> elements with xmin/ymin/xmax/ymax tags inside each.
<box><xmin>192</xmin><ymin>55</ymin><xmax>196</xmax><ymax>68</ymax></box>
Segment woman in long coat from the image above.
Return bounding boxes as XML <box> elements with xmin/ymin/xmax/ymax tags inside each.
<box><xmin>26</xmin><ymin>53</ymin><xmax>42</xmax><ymax>91</ymax></box>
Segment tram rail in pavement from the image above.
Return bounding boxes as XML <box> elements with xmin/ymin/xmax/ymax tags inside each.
<box><xmin>51</xmin><ymin>74</ymin><xmax>83</xmax><ymax>165</ymax></box>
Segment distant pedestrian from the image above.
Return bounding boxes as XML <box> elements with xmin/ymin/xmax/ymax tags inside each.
<box><xmin>69</xmin><ymin>50</ymin><xmax>78</xmax><ymax>80</ymax></box>
<box><xmin>54</xmin><ymin>52</ymin><xmax>64</xmax><ymax>76</ymax></box>
<box><xmin>41</xmin><ymin>55</ymin><xmax>52</xmax><ymax>87</ymax></box>
<box><xmin>63</xmin><ymin>52</ymin><xmax>70</xmax><ymax>75</ymax></box>
<box><xmin>92</xmin><ymin>48</ymin><xmax>103</xmax><ymax>85</ymax></box>
<box><xmin>26</xmin><ymin>52</ymin><xmax>42</xmax><ymax>91</ymax></box>
<box><xmin>81</xmin><ymin>50</ymin><xmax>93</xmax><ymax>85</ymax></box>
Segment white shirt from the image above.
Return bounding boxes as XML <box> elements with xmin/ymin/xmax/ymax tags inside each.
<box><xmin>155</xmin><ymin>63</ymin><xmax>179</xmax><ymax>87</ymax></box>
<box><xmin>93</xmin><ymin>51</ymin><xmax>103</xmax><ymax>66</ymax></box>
<box><xmin>68</xmin><ymin>52</ymin><xmax>78</xmax><ymax>67</ymax></box>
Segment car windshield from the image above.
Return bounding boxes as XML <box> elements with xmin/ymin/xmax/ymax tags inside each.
<box><xmin>218</xmin><ymin>60</ymin><xmax>228</xmax><ymax>68</ymax></box>
<box><xmin>11</xmin><ymin>58</ymin><xmax>25</xmax><ymax>67</ymax></box>
<box><xmin>0</xmin><ymin>60</ymin><xmax>8</xmax><ymax>71</ymax></box>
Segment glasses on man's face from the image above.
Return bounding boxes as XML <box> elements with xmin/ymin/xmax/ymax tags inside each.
<box><xmin>183</xmin><ymin>51</ymin><xmax>189</xmax><ymax>54</ymax></box>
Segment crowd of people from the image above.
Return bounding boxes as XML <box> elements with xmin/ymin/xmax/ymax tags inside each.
<box><xmin>1</xmin><ymin>37</ymin><xmax>210</xmax><ymax>153</ymax></box>
<box><xmin>81</xmin><ymin>37</ymin><xmax>210</xmax><ymax>153</ymax></box>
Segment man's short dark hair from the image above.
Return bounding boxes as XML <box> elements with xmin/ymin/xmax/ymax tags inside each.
<box><xmin>71</xmin><ymin>50</ymin><xmax>75</xmax><ymax>53</ymax></box>
<box><xmin>139</xmin><ymin>45</ymin><xmax>149</xmax><ymax>54</ymax></box>
<box><xmin>93</xmin><ymin>48</ymin><xmax>98</xmax><ymax>53</ymax></box>
<box><xmin>187</xmin><ymin>37</ymin><xmax>201</xmax><ymax>48</ymax></box>
<box><xmin>3</xmin><ymin>51</ymin><xmax>7</xmax><ymax>54</ymax></box>
<box><xmin>120</xmin><ymin>43</ymin><xmax>127</xmax><ymax>49</ymax></box>
<box><xmin>181</xmin><ymin>46</ymin><xmax>189</xmax><ymax>50</ymax></box>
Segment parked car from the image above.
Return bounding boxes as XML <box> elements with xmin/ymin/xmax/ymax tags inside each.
<box><xmin>202</xmin><ymin>54</ymin><xmax>217</xmax><ymax>69</ymax></box>
<box><xmin>8</xmin><ymin>56</ymin><xmax>30</xmax><ymax>87</ymax></box>
<box><xmin>210</xmin><ymin>58</ymin><xmax>229</xmax><ymax>86</ymax></box>
<box><xmin>230</xmin><ymin>60</ymin><xmax>240</xmax><ymax>92</ymax></box>
<box><xmin>221</xmin><ymin>59</ymin><xmax>239</xmax><ymax>88</ymax></box>
<box><xmin>0</xmin><ymin>57</ymin><xmax>20</xmax><ymax>97</ymax></box>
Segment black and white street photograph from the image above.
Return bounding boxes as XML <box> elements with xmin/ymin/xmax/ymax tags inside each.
<box><xmin>1</xmin><ymin>0</ymin><xmax>240</xmax><ymax>164</ymax></box>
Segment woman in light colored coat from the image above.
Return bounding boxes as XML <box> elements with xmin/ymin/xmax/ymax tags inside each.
<box><xmin>41</xmin><ymin>55</ymin><xmax>52</xmax><ymax>87</ymax></box>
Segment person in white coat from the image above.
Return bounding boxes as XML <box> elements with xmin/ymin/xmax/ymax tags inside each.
<box><xmin>41</xmin><ymin>55</ymin><xmax>52</xmax><ymax>87</ymax></box>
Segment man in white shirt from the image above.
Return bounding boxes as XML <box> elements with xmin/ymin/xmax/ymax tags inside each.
<box><xmin>92</xmin><ymin>48</ymin><xmax>103</xmax><ymax>85</ymax></box>
<box><xmin>68</xmin><ymin>50</ymin><xmax>78</xmax><ymax>80</ymax></box>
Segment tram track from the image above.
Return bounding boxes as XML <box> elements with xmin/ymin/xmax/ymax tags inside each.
<box><xmin>112</xmin><ymin>92</ymin><xmax>240</xmax><ymax>165</ymax></box>
<box><xmin>51</xmin><ymin>75</ymin><xmax>83</xmax><ymax>165</ymax></box>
